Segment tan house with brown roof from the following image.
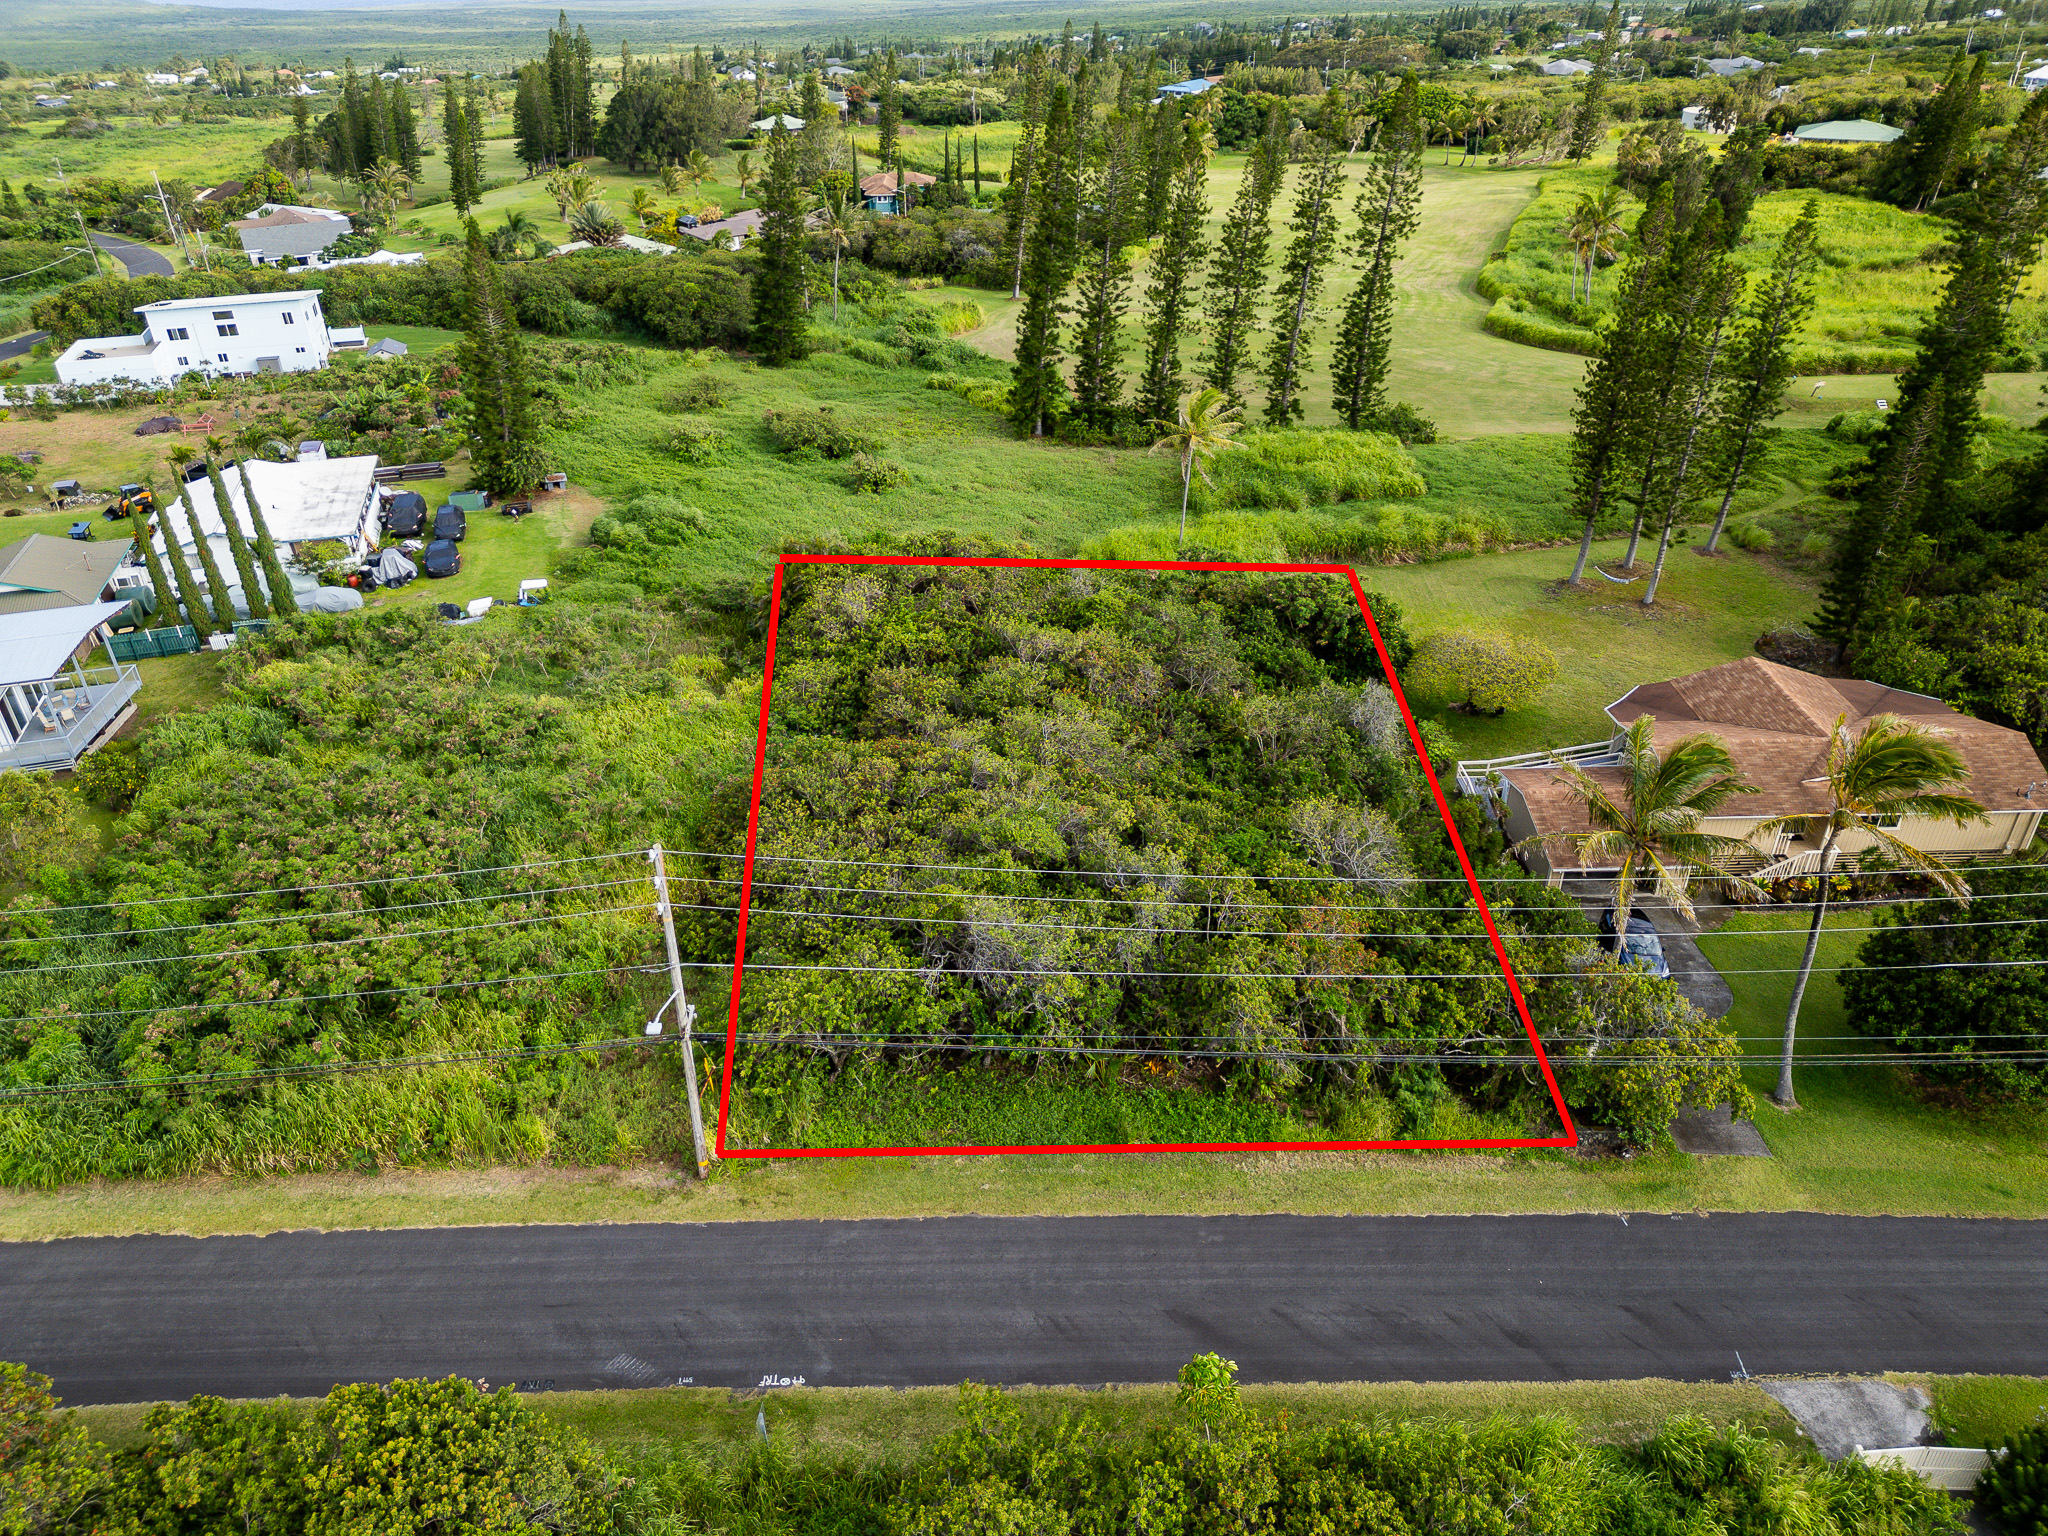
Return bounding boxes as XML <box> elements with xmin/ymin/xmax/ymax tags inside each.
<box><xmin>1458</xmin><ymin>657</ymin><xmax>2048</xmax><ymax>884</ymax></box>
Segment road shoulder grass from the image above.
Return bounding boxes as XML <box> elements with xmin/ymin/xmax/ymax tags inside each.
<box><xmin>69</xmin><ymin>1377</ymin><xmax>1799</xmax><ymax>1457</ymax></box>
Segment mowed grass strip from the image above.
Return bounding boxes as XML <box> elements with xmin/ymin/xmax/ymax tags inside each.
<box><xmin>68</xmin><ymin>1377</ymin><xmax>1797</xmax><ymax>1456</ymax></box>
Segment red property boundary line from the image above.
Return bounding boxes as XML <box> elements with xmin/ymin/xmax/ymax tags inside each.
<box><xmin>714</xmin><ymin>555</ymin><xmax>1578</xmax><ymax>1158</ymax></box>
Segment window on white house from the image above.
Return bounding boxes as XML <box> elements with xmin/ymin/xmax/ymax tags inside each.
<box><xmin>217</xmin><ymin>324</ymin><xmax>238</xmax><ymax>337</ymax></box>
<box><xmin>165</xmin><ymin>327</ymin><xmax>189</xmax><ymax>341</ymax></box>
<box><xmin>212</xmin><ymin>310</ymin><xmax>234</xmax><ymax>319</ymax></box>
<box><xmin>295</xmin><ymin>346</ymin><xmax>305</xmax><ymax>353</ymax></box>
<box><xmin>282</xmin><ymin>312</ymin><xmax>295</xmax><ymax>325</ymax></box>
<box><xmin>1859</xmin><ymin>813</ymin><xmax>1905</xmax><ymax>830</ymax></box>
<box><xmin>217</xmin><ymin>353</ymin><xmax>229</xmax><ymax>362</ymax></box>
<box><xmin>176</xmin><ymin>356</ymin><xmax>189</xmax><ymax>366</ymax></box>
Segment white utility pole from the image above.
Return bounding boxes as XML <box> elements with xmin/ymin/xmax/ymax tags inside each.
<box><xmin>649</xmin><ymin>844</ymin><xmax>712</xmax><ymax>1179</ymax></box>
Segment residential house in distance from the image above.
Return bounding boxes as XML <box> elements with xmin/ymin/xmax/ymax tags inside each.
<box><xmin>1540</xmin><ymin>58</ymin><xmax>1596</xmax><ymax>75</ymax></box>
<box><xmin>0</xmin><ymin>601</ymin><xmax>141</xmax><ymax>774</ymax></box>
<box><xmin>2024</xmin><ymin>63</ymin><xmax>2048</xmax><ymax>91</ymax></box>
<box><xmin>155</xmin><ymin>454</ymin><xmax>382</xmax><ymax>613</ymax></box>
<box><xmin>229</xmin><ymin>203</ymin><xmax>353</xmax><ymax>266</ymax></box>
<box><xmin>751</xmin><ymin>113</ymin><xmax>806</xmax><ymax>132</ymax></box>
<box><xmin>1703</xmin><ymin>55</ymin><xmax>1771</xmax><ymax>74</ymax></box>
<box><xmin>0</xmin><ymin>534</ymin><xmax>140</xmax><ymax>618</ymax></box>
<box><xmin>1458</xmin><ymin>657</ymin><xmax>2048</xmax><ymax>884</ymax></box>
<box><xmin>859</xmin><ymin>168</ymin><xmax>936</xmax><ymax>213</ymax></box>
<box><xmin>55</xmin><ymin>289</ymin><xmax>333</xmax><ymax>388</ymax></box>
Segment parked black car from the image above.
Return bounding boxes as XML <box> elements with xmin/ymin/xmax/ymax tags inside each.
<box><xmin>421</xmin><ymin>539</ymin><xmax>462</xmax><ymax>578</ymax></box>
<box><xmin>1596</xmin><ymin>909</ymin><xmax>1671</xmax><ymax>979</ymax></box>
<box><xmin>432</xmin><ymin>505</ymin><xmax>467</xmax><ymax>542</ymax></box>
<box><xmin>383</xmin><ymin>491</ymin><xmax>427</xmax><ymax>537</ymax></box>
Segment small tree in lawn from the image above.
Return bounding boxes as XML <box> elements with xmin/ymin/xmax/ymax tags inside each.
<box><xmin>1521</xmin><ymin>715</ymin><xmax>1765</xmax><ymax>933</ymax></box>
<box><xmin>1148</xmin><ymin>386</ymin><xmax>1242</xmax><ymax>549</ymax></box>
<box><xmin>1175</xmin><ymin>1352</ymin><xmax>1242</xmax><ymax>1444</ymax></box>
<box><xmin>1408</xmin><ymin>632</ymin><xmax>1558</xmax><ymax>716</ymax></box>
<box><xmin>1754</xmin><ymin>714</ymin><xmax>1984</xmax><ymax>1110</ymax></box>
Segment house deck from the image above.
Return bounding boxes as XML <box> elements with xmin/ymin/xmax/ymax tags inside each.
<box><xmin>0</xmin><ymin>664</ymin><xmax>142</xmax><ymax>772</ymax></box>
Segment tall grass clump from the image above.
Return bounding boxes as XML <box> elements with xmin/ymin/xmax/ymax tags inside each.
<box><xmin>1191</xmin><ymin>428</ymin><xmax>1427</xmax><ymax>515</ymax></box>
<box><xmin>1081</xmin><ymin>505</ymin><xmax>1512</xmax><ymax>565</ymax></box>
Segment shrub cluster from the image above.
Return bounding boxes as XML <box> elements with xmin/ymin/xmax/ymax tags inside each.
<box><xmin>763</xmin><ymin>407</ymin><xmax>883</xmax><ymax>459</ymax></box>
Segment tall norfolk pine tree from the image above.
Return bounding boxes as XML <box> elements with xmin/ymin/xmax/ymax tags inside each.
<box><xmin>1010</xmin><ymin>83</ymin><xmax>1080</xmax><ymax>439</ymax></box>
<box><xmin>458</xmin><ymin>220</ymin><xmax>545</xmax><ymax>495</ymax></box>
<box><xmin>1136</xmin><ymin>119</ymin><xmax>1210</xmax><ymax>427</ymax></box>
<box><xmin>1563</xmin><ymin>186</ymin><xmax>1676</xmax><ymax>585</ymax></box>
<box><xmin>1331</xmin><ymin>74</ymin><xmax>1424</xmax><ymax>430</ymax></box>
<box><xmin>1200</xmin><ymin>101</ymin><xmax>1287</xmax><ymax>412</ymax></box>
<box><xmin>1005</xmin><ymin>46</ymin><xmax>1050</xmax><ymax>301</ymax></box>
<box><xmin>750</xmin><ymin>122</ymin><xmax>811</xmax><ymax>367</ymax></box>
<box><xmin>1069</xmin><ymin>110</ymin><xmax>1143</xmax><ymax>436</ymax></box>
<box><xmin>203</xmin><ymin>454</ymin><xmax>270</xmax><ymax>622</ymax></box>
<box><xmin>1567</xmin><ymin>0</ymin><xmax>1622</xmax><ymax>162</ymax></box>
<box><xmin>1817</xmin><ymin>89</ymin><xmax>2048</xmax><ymax>651</ymax></box>
<box><xmin>1261</xmin><ymin>89</ymin><xmax>1350</xmax><ymax>427</ymax></box>
<box><xmin>1703</xmin><ymin>201</ymin><xmax>1821</xmax><ymax>554</ymax></box>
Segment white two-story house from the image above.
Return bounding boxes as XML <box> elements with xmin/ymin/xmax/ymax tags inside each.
<box><xmin>55</xmin><ymin>290</ymin><xmax>333</xmax><ymax>388</ymax></box>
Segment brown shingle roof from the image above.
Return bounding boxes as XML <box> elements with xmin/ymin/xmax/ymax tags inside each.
<box><xmin>1500</xmin><ymin>657</ymin><xmax>2048</xmax><ymax>829</ymax></box>
<box><xmin>229</xmin><ymin>208</ymin><xmax>345</xmax><ymax>230</ymax></box>
<box><xmin>858</xmin><ymin>169</ymin><xmax>937</xmax><ymax>195</ymax></box>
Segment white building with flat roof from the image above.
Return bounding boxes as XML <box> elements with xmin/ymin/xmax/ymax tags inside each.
<box><xmin>55</xmin><ymin>290</ymin><xmax>332</xmax><ymax>388</ymax></box>
<box><xmin>154</xmin><ymin>454</ymin><xmax>382</xmax><ymax>613</ymax></box>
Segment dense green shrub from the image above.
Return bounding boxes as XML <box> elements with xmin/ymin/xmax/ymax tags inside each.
<box><xmin>1979</xmin><ymin>1423</ymin><xmax>2048</xmax><ymax>1535</ymax></box>
<box><xmin>668</xmin><ymin>419</ymin><xmax>730</xmax><ymax>464</ymax></box>
<box><xmin>848</xmin><ymin>451</ymin><xmax>908</xmax><ymax>494</ymax></box>
<box><xmin>1844</xmin><ymin>864</ymin><xmax>2048</xmax><ymax>1099</ymax></box>
<box><xmin>660</xmin><ymin>371</ymin><xmax>729</xmax><ymax>413</ymax></box>
<box><xmin>763</xmin><ymin>407</ymin><xmax>883</xmax><ymax>459</ymax></box>
<box><xmin>1191</xmin><ymin>428</ymin><xmax>1427</xmax><ymax>515</ymax></box>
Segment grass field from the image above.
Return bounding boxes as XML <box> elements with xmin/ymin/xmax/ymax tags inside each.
<box><xmin>1368</xmin><ymin>535</ymin><xmax>1822</xmax><ymax>757</ymax></box>
<box><xmin>1478</xmin><ymin>166</ymin><xmax>2048</xmax><ymax>374</ymax></box>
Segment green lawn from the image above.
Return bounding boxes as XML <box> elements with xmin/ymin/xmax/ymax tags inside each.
<box><xmin>1366</xmin><ymin>536</ymin><xmax>1821</xmax><ymax>758</ymax></box>
<box><xmin>1927</xmin><ymin>1376</ymin><xmax>2048</xmax><ymax>1447</ymax></box>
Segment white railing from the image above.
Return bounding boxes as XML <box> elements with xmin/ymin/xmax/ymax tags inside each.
<box><xmin>1853</xmin><ymin>1446</ymin><xmax>1989</xmax><ymax>1492</ymax></box>
<box><xmin>1455</xmin><ymin>739</ymin><xmax>1618</xmax><ymax>801</ymax></box>
<box><xmin>0</xmin><ymin>665</ymin><xmax>141</xmax><ymax>772</ymax></box>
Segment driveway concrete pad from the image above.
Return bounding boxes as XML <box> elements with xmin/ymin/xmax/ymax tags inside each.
<box><xmin>1761</xmin><ymin>1379</ymin><xmax>1933</xmax><ymax>1461</ymax></box>
<box><xmin>1670</xmin><ymin>1107</ymin><xmax>1772</xmax><ymax>1157</ymax></box>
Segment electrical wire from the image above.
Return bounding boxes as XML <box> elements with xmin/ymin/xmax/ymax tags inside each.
<box><xmin>16</xmin><ymin>848</ymin><xmax>647</xmax><ymax>917</ymax></box>
<box><xmin>0</xmin><ymin>876</ymin><xmax>655</xmax><ymax>950</ymax></box>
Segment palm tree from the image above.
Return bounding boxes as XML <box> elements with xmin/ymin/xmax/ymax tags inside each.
<box><xmin>1460</xmin><ymin>95</ymin><xmax>1498</xmax><ymax>164</ymax></box>
<box><xmin>359</xmin><ymin>158</ymin><xmax>412</xmax><ymax>218</ymax></box>
<box><xmin>1755</xmin><ymin>715</ymin><xmax>1985</xmax><ymax>1110</ymax></box>
<box><xmin>733</xmin><ymin>152</ymin><xmax>755</xmax><ymax>199</ymax></box>
<box><xmin>1521</xmin><ymin>716</ymin><xmax>1767</xmax><ymax>932</ymax></box>
<box><xmin>686</xmin><ymin>148</ymin><xmax>717</xmax><ymax>188</ymax></box>
<box><xmin>560</xmin><ymin>172</ymin><xmax>602</xmax><ymax>220</ymax></box>
<box><xmin>659</xmin><ymin>164</ymin><xmax>688</xmax><ymax>197</ymax></box>
<box><xmin>489</xmin><ymin>209</ymin><xmax>547</xmax><ymax>260</ymax></box>
<box><xmin>814</xmin><ymin>189</ymin><xmax>858</xmax><ymax>320</ymax></box>
<box><xmin>1565</xmin><ymin>186</ymin><xmax>1628</xmax><ymax>305</ymax></box>
<box><xmin>1147</xmin><ymin>386</ymin><xmax>1244</xmax><ymax>550</ymax></box>
<box><xmin>544</xmin><ymin>168</ymin><xmax>577</xmax><ymax>217</ymax></box>
<box><xmin>628</xmin><ymin>186</ymin><xmax>659</xmax><ymax>231</ymax></box>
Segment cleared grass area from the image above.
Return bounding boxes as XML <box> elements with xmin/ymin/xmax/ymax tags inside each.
<box><xmin>1366</xmin><ymin>536</ymin><xmax>1821</xmax><ymax>758</ymax></box>
<box><xmin>1927</xmin><ymin>1375</ymin><xmax>2048</xmax><ymax>1447</ymax></box>
<box><xmin>69</xmin><ymin>1378</ymin><xmax>1795</xmax><ymax>1456</ymax></box>
<box><xmin>0</xmin><ymin>115</ymin><xmax>282</xmax><ymax>190</ymax></box>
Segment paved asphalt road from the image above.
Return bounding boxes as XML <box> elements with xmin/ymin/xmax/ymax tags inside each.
<box><xmin>89</xmin><ymin>231</ymin><xmax>174</xmax><ymax>278</ymax></box>
<box><xmin>5</xmin><ymin>1213</ymin><xmax>2044</xmax><ymax>1405</ymax></box>
<box><xmin>0</xmin><ymin>330</ymin><xmax>48</xmax><ymax>363</ymax></box>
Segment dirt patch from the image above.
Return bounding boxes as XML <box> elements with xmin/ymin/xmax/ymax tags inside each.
<box><xmin>541</xmin><ymin>484</ymin><xmax>605</xmax><ymax>543</ymax></box>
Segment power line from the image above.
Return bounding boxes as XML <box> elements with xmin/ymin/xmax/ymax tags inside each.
<box><xmin>0</xmin><ymin>877</ymin><xmax>653</xmax><ymax>949</ymax></box>
<box><xmin>17</xmin><ymin>849</ymin><xmax>646</xmax><ymax>917</ymax></box>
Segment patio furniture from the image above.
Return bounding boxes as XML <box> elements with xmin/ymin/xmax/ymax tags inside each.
<box><xmin>57</xmin><ymin>707</ymin><xmax>75</xmax><ymax>725</ymax></box>
<box><xmin>179</xmin><ymin>413</ymin><xmax>216</xmax><ymax>435</ymax></box>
